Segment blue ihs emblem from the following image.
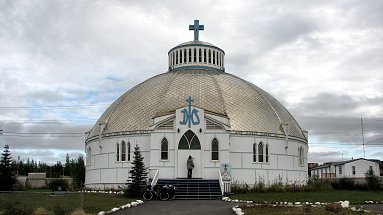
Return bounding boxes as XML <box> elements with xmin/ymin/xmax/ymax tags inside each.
<box><xmin>180</xmin><ymin>96</ymin><xmax>200</xmax><ymax>128</ymax></box>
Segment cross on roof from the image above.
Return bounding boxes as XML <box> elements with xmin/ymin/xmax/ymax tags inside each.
<box><xmin>189</xmin><ymin>20</ymin><xmax>204</xmax><ymax>41</ymax></box>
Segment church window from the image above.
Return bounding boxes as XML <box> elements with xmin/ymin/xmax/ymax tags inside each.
<box><xmin>199</xmin><ymin>48</ymin><xmax>202</xmax><ymax>62</ymax></box>
<box><xmin>208</xmin><ymin>50</ymin><xmax>211</xmax><ymax>63</ymax></box>
<box><xmin>258</xmin><ymin>142</ymin><xmax>264</xmax><ymax>162</ymax></box>
<box><xmin>211</xmin><ymin>138</ymin><xmax>219</xmax><ymax>160</ymax></box>
<box><xmin>265</xmin><ymin>144</ymin><xmax>269</xmax><ymax>162</ymax></box>
<box><xmin>184</xmin><ymin>49</ymin><xmax>187</xmax><ymax>63</ymax></box>
<box><xmin>220</xmin><ymin>53</ymin><xmax>222</xmax><ymax>67</ymax></box>
<box><xmin>116</xmin><ymin>143</ymin><xmax>119</xmax><ymax>161</ymax></box>
<box><xmin>217</xmin><ymin>52</ymin><xmax>220</xmax><ymax>66</ymax></box>
<box><xmin>253</xmin><ymin>143</ymin><xmax>256</xmax><ymax>162</ymax></box>
<box><xmin>213</xmin><ymin>50</ymin><xmax>215</xmax><ymax>64</ymax></box>
<box><xmin>194</xmin><ymin>48</ymin><xmax>196</xmax><ymax>62</ymax></box>
<box><xmin>127</xmin><ymin>142</ymin><xmax>131</xmax><ymax>161</ymax></box>
<box><xmin>86</xmin><ymin>147</ymin><xmax>91</xmax><ymax>166</ymax></box>
<box><xmin>189</xmin><ymin>49</ymin><xmax>192</xmax><ymax>62</ymax></box>
<box><xmin>339</xmin><ymin>166</ymin><xmax>342</xmax><ymax>174</ymax></box>
<box><xmin>161</xmin><ymin>138</ymin><xmax>168</xmax><ymax>160</ymax></box>
<box><xmin>176</xmin><ymin>51</ymin><xmax>178</xmax><ymax>64</ymax></box>
<box><xmin>298</xmin><ymin>146</ymin><xmax>304</xmax><ymax>165</ymax></box>
<box><xmin>121</xmin><ymin>141</ymin><xmax>126</xmax><ymax>161</ymax></box>
<box><xmin>352</xmin><ymin>166</ymin><xmax>355</xmax><ymax>175</ymax></box>
<box><xmin>172</xmin><ymin>53</ymin><xmax>175</xmax><ymax>66</ymax></box>
<box><xmin>180</xmin><ymin>50</ymin><xmax>182</xmax><ymax>63</ymax></box>
<box><xmin>178</xmin><ymin>130</ymin><xmax>201</xmax><ymax>150</ymax></box>
<box><xmin>204</xmin><ymin>49</ymin><xmax>207</xmax><ymax>63</ymax></box>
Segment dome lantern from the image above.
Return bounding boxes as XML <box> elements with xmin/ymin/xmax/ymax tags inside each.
<box><xmin>168</xmin><ymin>20</ymin><xmax>225</xmax><ymax>72</ymax></box>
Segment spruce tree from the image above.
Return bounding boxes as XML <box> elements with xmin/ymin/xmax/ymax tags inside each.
<box><xmin>0</xmin><ymin>145</ymin><xmax>16</xmax><ymax>191</ymax></box>
<box><xmin>125</xmin><ymin>144</ymin><xmax>148</xmax><ymax>197</ymax></box>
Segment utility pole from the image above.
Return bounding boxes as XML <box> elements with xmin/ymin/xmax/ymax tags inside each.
<box><xmin>361</xmin><ymin>118</ymin><xmax>365</xmax><ymax>159</ymax></box>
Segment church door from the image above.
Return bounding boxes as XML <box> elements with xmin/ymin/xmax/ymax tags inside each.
<box><xmin>177</xmin><ymin>130</ymin><xmax>202</xmax><ymax>178</ymax></box>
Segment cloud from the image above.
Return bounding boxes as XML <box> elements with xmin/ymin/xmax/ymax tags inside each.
<box><xmin>0</xmin><ymin>0</ymin><xmax>382</xmax><ymax>164</ymax></box>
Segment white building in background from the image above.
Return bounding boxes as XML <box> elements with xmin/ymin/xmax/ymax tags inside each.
<box><xmin>310</xmin><ymin>158</ymin><xmax>380</xmax><ymax>179</ymax></box>
<box><xmin>84</xmin><ymin>20</ymin><xmax>309</xmax><ymax>189</ymax></box>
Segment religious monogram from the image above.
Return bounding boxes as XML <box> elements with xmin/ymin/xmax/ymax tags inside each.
<box><xmin>179</xmin><ymin>96</ymin><xmax>200</xmax><ymax>128</ymax></box>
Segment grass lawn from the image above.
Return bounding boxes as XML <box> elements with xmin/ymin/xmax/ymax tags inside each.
<box><xmin>232</xmin><ymin>190</ymin><xmax>383</xmax><ymax>204</ymax></box>
<box><xmin>242</xmin><ymin>205</ymin><xmax>377</xmax><ymax>215</ymax></box>
<box><xmin>0</xmin><ymin>191</ymin><xmax>135</xmax><ymax>214</ymax></box>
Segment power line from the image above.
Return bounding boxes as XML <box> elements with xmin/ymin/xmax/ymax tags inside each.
<box><xmin>294</xmin><ymin>115</ymin><xmax>383</xmax><ymax>121</ymax></box>
<box><xmin>0</xmin><ymin>104</ymin><xmax>110</xmax><ymax>110</ymax></box>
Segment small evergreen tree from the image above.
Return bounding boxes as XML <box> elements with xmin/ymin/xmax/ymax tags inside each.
<box><xmin>0</xmin><ymin>145</ymin><xmax>16</xmax><ymax>191</ymax></box>
<box><xmin>71</xmin><ymin>154</ymin><xmax>85</xmax><ymax>188</ymax></box>
<box><xmin>125</xmin><ymin>144</ymin><xmax>148</xmax><ymax>197</ymax></box>
<box><xmin>365</xmin><ymin>169</ymin><xmax>381</xmax><ymax>190</ymax></box>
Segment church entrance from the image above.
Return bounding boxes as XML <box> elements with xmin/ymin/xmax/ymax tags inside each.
<box><xmin>177</xmin><ymin>130</ymin><xmax>201</xmax><ymax>178</ymax></box>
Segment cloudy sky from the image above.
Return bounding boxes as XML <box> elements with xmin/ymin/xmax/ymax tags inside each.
<box><xmin>0</xmin><ymin>0</ymin><xmax>382</xmax><ymax>165</ymax></box>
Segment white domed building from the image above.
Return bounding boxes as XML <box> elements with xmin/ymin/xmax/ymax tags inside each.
<box><xmin>85</xmin><ymin>20</ymin><xmax>308</xmax><ymax>190</ymax></box>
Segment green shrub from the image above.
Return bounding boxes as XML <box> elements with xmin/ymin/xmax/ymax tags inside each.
<box><xmin>365</xmin><ymin>169</ymin><xmax>381</xmax><ymax>191</ymax></box>
<box><xmin>231</xmin><ymin>181</ymin><xmax>250</xmax><ymax>193</ymax></box>
<box><xmin>48</xmin><ymin>179</ymin><xmax>68</xmax><ymax>190</ymax></box>
<box><xmin>331</xmin><ymin>177</ymin><xmax>355</xmax><ymax>190</ymax></box>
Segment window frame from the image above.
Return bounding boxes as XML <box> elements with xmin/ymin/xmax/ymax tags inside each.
<box><xmin>121</xmin><ymin>141</ymin><xmax>126</xmax><ymax>161</ymax></box>
<box><xmin>258</xmin><ymin>142</ymin><xmax>264</xmax><ymax>162</ymax></box>
<box><xmin>116</xmin><ymin>143</ymin><xmax>120</xmax><ymax>161</ymax></box>
<box><xmin>211</xmin><ymin>138</ymin><xmax>219</xmax><ymax>161</ymax></box>
<box><xmin>161</xmin><ymin>138</ymin><xmax>169</xmax><ymax>160</ymax></box>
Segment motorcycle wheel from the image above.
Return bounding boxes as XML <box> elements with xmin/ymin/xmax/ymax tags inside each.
<box><xmin>160</xmin><ymin>192</ymin><xmax>169</xmax><ymax>201</ymax></box>
<box><xmin>143</xmin><ymin>191</ymin><xmax>153</xmax><ymax>200</ymax></box>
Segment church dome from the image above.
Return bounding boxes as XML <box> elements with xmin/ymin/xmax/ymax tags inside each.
<box><xmin>86</xmin><ymin>20</ymin><xmax>307</xmax><ymax>144</ymax></box>
<box><xmin>86</xmin><ymin>69</ymin><xmax>307</xmax><ymax>142</ymax></box>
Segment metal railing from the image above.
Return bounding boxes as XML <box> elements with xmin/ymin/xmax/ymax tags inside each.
<box><xmin>218</xmin><ymin>169</ymin><xmax>224</xmax><ymax>195</ymax></box>
<box><xmin>151</xmin><ymin>170</ymin><xmax>160</xmax><ymax>187</ymax></box>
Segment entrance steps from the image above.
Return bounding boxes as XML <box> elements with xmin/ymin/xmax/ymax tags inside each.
<box><xmin>156</xmin><ymin>178</ymin><xmax>222</xmax><ymax>200</ymax></box>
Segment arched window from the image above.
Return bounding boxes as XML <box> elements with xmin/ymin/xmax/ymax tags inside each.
<box><xmin>208</xmin><ymin>50</ymin><xmax>211</xmax><ymax>63</ymax></box>
<box><xmin>213</xmin><ymin>50</ymin><xmax>215</xmax><ymax>64</ymax></box>
<box><xmin>121</xmin><ymin>141</ymin><xmax>126</xmax><ymax>161</ymax></box>
<box><xmin>265</xmin><ymin>144</ymin><xmax>269</xmax><ymax>162</ymax></box>
<box><xmin>204</xmin><ymin>49</ymin><xmax>207</xmax><ymax>63</ymax></box>
<box><xmin>172</xmin><ymin>53</ymin><xmax>174</xmax><ymax>66</ymax></box>
<box><xmin>299</xmin><ymin>146</ymin><xmax>304</xmax><ymax>165</ymax></box>
<box><xmin>128</xmin><ymin>142</ymin><xmax>131</xmax><ymax>161</ymax></box>
<box><xmin>87</xmin><ymin>147</ymin><xmax>91</xmax><ymax>165</ymax></box>
<box><xmin>253</xmin><ymin>143</ymin><xmax>256</xmax><ymax>162</ymax></box>
<box><xmin>258</xmin><ymin>142</ymin><xmax>264</xmax><ymax>162</ymax></box>
<box><xmin>189</xmin><ymin>49</ymin><xmax>192</xmax><ymax>62</ymax></box>
<box><xmin>176</xmin><ymin>51</ymin><xmax>178</xmax><ymax>64</ymax></box>
<box><xmin>199</xmin><ymin>48</ymin><xmax>202</xmax><ymax>62</ymax></box>
<box><xmin>180</xmin><ymin>50</ymin><xmax>182</xmax><ymax>64</ymax></box>
<box><xmin>161</xmin><ymin>138</ymin><xmax>168</xmax><ymax>160</ymax></box>
<box><xmin>193</xmin><ymin>48</ymin><xmax>196</xmax><ymax>62</ymax></box>
<box><xmin>184</xmin><ymin>49</ymin><xmax>187</xmax><ymax>63</ymax></box>
<box><xmin>211</xmin><ymin>138</ymin><xmax>219</xmax><ymax>160</ymax></box>
<box><xmin>179</xmin><ymin>130</ymin><xmax>201</xmax><ymax>150</ymax></box>
<box><xmin>116</xmin><ymin>143</ymin><xmax>120</xmax><ymax>161</ymax></box>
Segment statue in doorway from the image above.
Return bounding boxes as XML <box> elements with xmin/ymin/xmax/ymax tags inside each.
<box><xmin>187</xmin><ymin>156</ymin><xmax>194</xmax><ymax>179</ymax></box>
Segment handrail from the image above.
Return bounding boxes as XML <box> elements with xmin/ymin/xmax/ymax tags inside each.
<box><xmin>151</xmin><ymin>170</ymin><xmax>159</xmax><ymax>187</ymax></box>
<box><xmin>218</xmin><ymin>169</ymin><xmax>224</xmax><ymax>196</ymax></box>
